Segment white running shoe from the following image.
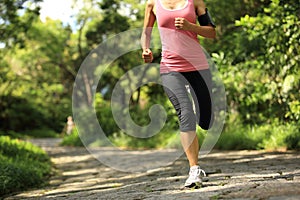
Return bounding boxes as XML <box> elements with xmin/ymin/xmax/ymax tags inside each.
<box><xmin>184</xmin><ymin>165</ymin><xmax>206</xmax><ymax>188</ymax></box>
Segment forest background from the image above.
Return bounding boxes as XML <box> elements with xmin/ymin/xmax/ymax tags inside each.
<box><xmin>1</xmin><ymin>0</ymin><xmax>299</xmax><ymax>150</ymax></box>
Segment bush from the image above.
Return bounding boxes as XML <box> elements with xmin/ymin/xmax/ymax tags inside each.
<box><xmin>285</xmin><ymin>128</ymin><xmax>300</xmax><ymax>150</ymax></box>
<box><xmin>20</xmin><ymin>129</ymin><xmax>59</xmax><ymax>138</ymax></box>
<box><xmin>0</xmin><ymin>129</ymin><xmax>59</xmax><ymax>140</ymax></box>
<box><xmin>60</xmin><ymin>128</ymin><xmax>83</xmax><ymax>147</ymax></box>
<box><xmin>0</xmin><ymin>96</ymin><xmax>47</xmax><ymax>132</ymax></box>
<box><xmin>215</xmin><ymin>125</ymin><xmax>262</xmax><ymax>150</ymax></box>
<box><xmin>108</xmin><ymin>129</ymin><xmax>178</xmax><ymax>149</ymax></box>
<box><xmin>216</xmin><ymin>116</ymin><xmax>300</xmax><ymax>151</ymax></box>
<box><xmin>0</xmin><ymin>136</ymin><xmax>52</xmax><ymax>196</ymax></box>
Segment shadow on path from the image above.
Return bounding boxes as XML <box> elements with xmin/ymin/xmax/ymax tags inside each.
<box><xmin>4</xmin><ymin>138</ymin><xmax>300</xmax><ymax>200</ymax></box>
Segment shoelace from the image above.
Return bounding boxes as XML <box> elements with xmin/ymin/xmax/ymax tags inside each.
<box><xmin>199</xmin><ymin>169</ymin><xmax>206</xmax><ymax>177</ymax></box>
<box><xmin>190</xmin><ymin>167</ymin><xmax>206</xmax><ymax>177</ymax></box>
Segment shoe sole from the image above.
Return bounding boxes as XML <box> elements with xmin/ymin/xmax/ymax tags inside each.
<box><xmin>184</xmin><ymin>182</ymin><xmax>202</xmax><ymax>190</ymax></box>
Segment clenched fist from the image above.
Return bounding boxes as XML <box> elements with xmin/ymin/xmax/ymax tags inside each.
<box><xmin>175</xmin><ymin>17</ymin><xmax>191</xmax><ymax>30</ymax></box>
<box><xmin>142</xmin><ymin>49</ymin><xmax>153</xmax><ymax>63</ymax></box>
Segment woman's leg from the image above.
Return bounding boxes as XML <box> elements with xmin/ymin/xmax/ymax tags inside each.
<box><xmin>161</xmin><ymin>72</ymin><xmax>199</xmax><ymax>166</ymax></box>
<box><xmin>183</xmin><ymin>70</ymin><xmax>214</xmax><ymax>130</ymax></box>
<box><xmin>161</xmin><ymin>71</ymin><xmax>207</xmax><ymax>188</ymax></box>
<box><xmin>180</xmin><ymin>131</ymin><xmax>199</xmax><ymax>167</ymax></box>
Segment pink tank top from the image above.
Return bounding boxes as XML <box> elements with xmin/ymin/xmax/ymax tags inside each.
<box><xmin>156</xmin><ymin>0</ymin><xmax>209</xmax><ymax>73</ymax></box>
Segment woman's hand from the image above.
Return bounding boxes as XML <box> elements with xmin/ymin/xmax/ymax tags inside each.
<box><xmin>175</xmin><ymin>16</ymin><xmax>216</xmax><ymax>38</ymax></box>
<box><xmin>142</xmin><ymin>48</ymin><xmax>153</xmax><ymax>63</ymax></box>
<box><xmin>175</xmin><ymin>17</ymin><xmax>192</xmax><ymax>30</ymax></box>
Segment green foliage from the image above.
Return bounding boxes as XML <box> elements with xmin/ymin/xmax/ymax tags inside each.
<box><xmin>0</xmin><ymin>136</ymin><xmax>52</xmax><ymax>196</ymax></box>
<box><xmin>109</xmin><ymin>130</ymin><xmax>169</xmax><ymax>149</ymax></box>
<box><xmin>0</xmin><ymin>17</ymin><xmax>73</xmax><ymax>133</ymax></box>
<box><xmin>94</xmin><ymin>93</ymin><xmax>120</xmax><ymax>136</ymax></box>
<box><xmin>216</xmin><ymin>119</ymin><xmax>263</xmax><ymax>150</ymax></box>
<box><xmin>20</xmin><ymin>129</ymin><xmax>59</xmax><ymax>138</ymax></box>
<box><xmin>86</xmin><ymin>0</ymin><xmax>130</xmax><ymax>46</ymax></box>
<box><xmin>96</xmin><ymin>82</ymin><xmax>171</xmax><ymax>146</ymax></box>
<box><xmin>0</xmin><ymin>136</ymin><xmax>48</xmax><ymax>160</ymax></box>
<box><xmin>63</xmin><ymin>91</ymin><xmax>179</xmax><ymax>149</ymax></box>
<box><xmin>285</xmin><ymin>130</ymin><xmax>300</xmax><ymax>150</ymax></box>
<box><xmin>0</xmin><ymin>129</ymin><xmax>58</xmax><ymax>139</ymax></box>
<box><xmin>213</xmin><ymin>0</ymin><xmax>300</xmax><ymax>125</ymax></box>
<box><xmin>60</xmin><ymin>128</ymin><xmax>83</xmax><ymax>147</ymax></box>
<box><xmin>0</xmin><ymin>96</ymin><xmax>46</xmax><ymax>131</ymax></box>
<box><xmin>216</xmin><ymin>115</ymin><xmax>300</xmax><ymax>150</ymax></box>
<box><xmin>1</xmin><ymin>0</ymin><xmax>299</xmax><ymax>150</ymax></box>
<box><xmin>0</xmin><ymin>0</ymin><xmax>42</xmax><ymax>48</ymax></box>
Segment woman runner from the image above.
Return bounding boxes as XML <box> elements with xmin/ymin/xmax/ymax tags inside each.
<box><xmin>141</xmin><ymin>0</ymin><xmax>216</xmax><ymax>188</ymax></box>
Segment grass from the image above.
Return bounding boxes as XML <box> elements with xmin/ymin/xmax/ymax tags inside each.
<box><xmin>0</xmin><ymin>136</ymin><xmax>52</xmax><ymax>196</ymax></box>
<box><xmin>216</xmin><ymin>117</ymin><xmax>300</xmax><ymax>151</ymax></box>
<box><xmin>60</xmin><ymin>115</ymin><xmax>300</xmax><ymax>151</ymax></box>
<box><xmin>108</xmin><ymin>120</ymin><xmax>300</xmax><ymax>151</ymax></box>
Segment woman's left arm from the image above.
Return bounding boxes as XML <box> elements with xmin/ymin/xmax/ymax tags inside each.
<box><xmin>174</xmin><ymin>0</ymin><xmax>216</xmax><ymax>38</ymax></box>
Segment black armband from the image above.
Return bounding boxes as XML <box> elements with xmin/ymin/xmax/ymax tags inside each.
<box><xmin>198</xmin><ymin>8</ymin><xmax>216</xmax><ymax>28</ymax></box>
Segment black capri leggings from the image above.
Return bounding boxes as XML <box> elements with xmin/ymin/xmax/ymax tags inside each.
<box><xmin>161</xmin><ymin>69</ymin><xmax>214</xmax><ymax>131</ymax></box>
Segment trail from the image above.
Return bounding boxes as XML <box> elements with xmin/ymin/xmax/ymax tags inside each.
<box><xmin>5</xmin><ymin>138</ymin><xmax>300</xmax><ymax>200</ymax></box>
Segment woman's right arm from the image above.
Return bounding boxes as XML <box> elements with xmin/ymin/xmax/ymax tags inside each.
<box><xmin>141</xmin><ymin>0</ymin><xmax>156</xmax><ymax>63</ymax></box>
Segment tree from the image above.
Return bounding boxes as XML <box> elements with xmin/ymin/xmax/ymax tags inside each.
<box><xmin>0</xmin><ymin>0</ymin><xmax>42</xmax><ymax>48</ymax></box>
<box><xmin>1</xmin><ymin>17</ymin><xmax>73</xmax><ymax>131</ymax></box>
<box><xmin>213</xmin><ymin>0</ymin><xmax>300</xmax><ymax>123</ymax></box>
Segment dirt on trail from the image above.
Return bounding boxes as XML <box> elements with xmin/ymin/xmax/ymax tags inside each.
<box><xmin>4</xmin><ymin>138</ymin><xmax>300</xmax><ymax>200</ymax></box>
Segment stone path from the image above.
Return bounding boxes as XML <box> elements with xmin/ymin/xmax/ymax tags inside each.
<box><xmin>5</xmin><ymin>138</ymin><xmax>300</xmax><ymax>200</ymax></box>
